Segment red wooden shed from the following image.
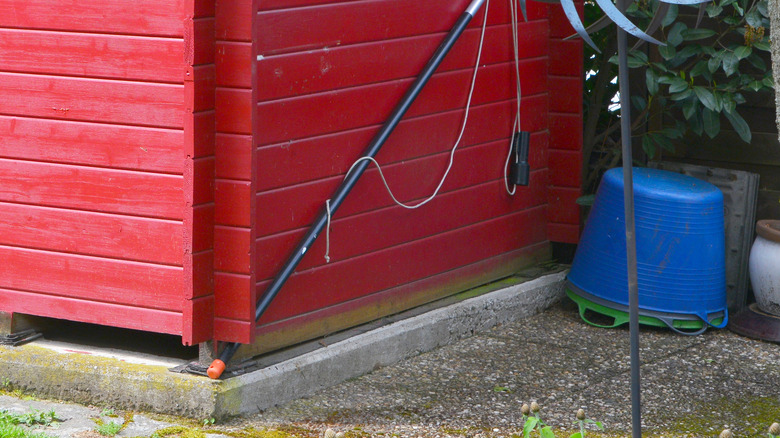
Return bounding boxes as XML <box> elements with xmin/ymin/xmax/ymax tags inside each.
<box><xmin>0</xmin><ymin>0</ymin><xmax>582</xmax><ymax>353</ymax></box>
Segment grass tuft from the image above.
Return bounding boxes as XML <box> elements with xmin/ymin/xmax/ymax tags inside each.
<box><xmin>0</xmin><ymin>410</ymin><xmax>55</xmax><ymax>438</ymax></box>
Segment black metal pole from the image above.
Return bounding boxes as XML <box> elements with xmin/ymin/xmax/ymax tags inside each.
<box><xmin>616</xmin><ymin>7</ymin><xmax>642</xmax><ymax>437</ymax></box>
<box><xmin>207</xmin><ymin>0</ymin><xmax>487</xmax><ymax>379</ymax></box>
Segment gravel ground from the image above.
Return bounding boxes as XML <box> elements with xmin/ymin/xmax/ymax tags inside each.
<box><xmin>3</xmin><ymin>299</ymin><xmax>780</xmax><ymax>437</ymax></box>
<box><xmin>230</xmin><ymin>300</ymin><xmax>780</xmax><ymax>438</ymax></box>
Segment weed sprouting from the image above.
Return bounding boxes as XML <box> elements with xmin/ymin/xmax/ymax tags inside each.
<box><xmin>94</xmin><ymin>420</ymin><xmax>122</xmax><ymax>437</ymax></box>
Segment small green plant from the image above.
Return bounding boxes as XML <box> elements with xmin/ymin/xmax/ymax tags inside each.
<box><xmin>93</xmin><ymin>411</ymin><xmax>132</xmax><ymax>437</ymax></box>
<box><xmin>521</xmin><ymin>402</ymin><xmax>555</xmax><ymax>438</ymax></box>
<box><xmin>99</xmin><ymin>408</ymin><xmax>116</xmax><ymax>417</ymax></box>
<box><xmin>94</xmin><ymin>420</ymin><xmax>122</xmax><ymax>437</ymax></box>
<box><xmin>570</xmin><ymin>409</ymin><xmax>603</xmax><ymax>438</ymax></box>
<box><xmin>0</xmin><ymin>410</ymin><xmax>56</xmax><ymax>438</ymax></box>
<box><xmin>2</xmin><ymin>409</ymin><xmax>59</xmax><ymax>428</ymax></box>
<box><xmin>201</xmin><ymin>417</ymin><xmax>215</xmax><ymax>427</ymax></box>
<box><xmin>520</xmin><ymin>403</ymin><xmax>603</xmax><ymax>438</ymax></box>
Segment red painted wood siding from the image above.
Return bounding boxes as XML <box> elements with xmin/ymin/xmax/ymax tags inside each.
<box><xmin>1</xmin><ymin>0</ymin><xmax>582</xmax><ymax>346</ymax></box>
<box><xmin>0</xmin><ymin>0</ymin><xmax>215</xmax><ymax>344</ymax></box>
<box><xmin>210</xmin><ymin>0</ymin><xmax>582</xmax><ymax>344</ymax></box>
<box><xmin>547</xmin><ymin>2</ymin><xmax>583</xmax><ymax>243</ymax></box>
<box><xmin>212</xmin><ymin>0</ymin><xmax>258</xmax><ymax>343</ymax></box>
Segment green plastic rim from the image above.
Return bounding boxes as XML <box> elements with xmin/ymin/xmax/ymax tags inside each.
<box><xmin>566</xmin><ymin>289</ymin><xmax>724</xmax><ymax>330</ymax></box>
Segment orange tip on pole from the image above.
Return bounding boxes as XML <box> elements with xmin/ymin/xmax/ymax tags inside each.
<box><xmin>207</xmin><ymin>359</ymin><xmax>226</xmax><ymax>379</ymax></box>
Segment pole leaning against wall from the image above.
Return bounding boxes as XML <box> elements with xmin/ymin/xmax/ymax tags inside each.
<box><xmin>207</xmin><ymin>0</ymin><xmax>488</xmax><ymax>380</ymax></box>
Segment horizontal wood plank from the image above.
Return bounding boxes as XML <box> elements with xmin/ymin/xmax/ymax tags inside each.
<box><xmin>547</xmin><ymin>222</ymin><xmax>580</xmax><ymax>243</ymax></box>
<box><xmin>215</xmin><ymin>180</ymin><xmax>253</xmax><ymax>226</ymax></box>
<box><xmin>214</xmin><ymin>226</ymin><xmax>252</xmax><ymax>274</ymax></box>
<box><xmin>259</xmin><ymin>0</ymin><xmax>363</xmax><ymax>11</ymax></box>
<box><xmin>215</xmin><ymin>87</ymin><xmax>252</xmax><ymax>134</ymax></box>
<box><xmin>254</xmin><ymin>206</ymin><xmax>548</xmax><ymax>323</ymax></box>
<box><xmin>182</xmin><ymin>294</ymin><xmax>213</xmax><ymax>345</ymax></box>
<box><xmin>214</xmin><ymin>272</ymin><xmax>255</xmax><ymax>321</ymax></box>
<box><xmin>549</xmin><ymin>39</ymin><xmax>583</xmax><ymax>76</ymax></box>
<box><xmin>254</xmin><ymin>137</ymin><xmax>548</xmax><ymax>237</ymax></box>
<box><xmin>548</xmin><ymin>186</ymin><xmax>580</xmax><ymax>224</ymax></box>
<box><xmin>0</xmin><ymin>73</ymin><xmax>184</xmax><ymax>128</ymax></box>
<box><xmin>548</xmin><ymin>150</ymin><xmax>581</xmax><ymax>187</ymax></box>
<box><xmin>233</xmin><ymin>243</ymin><xmax>551</xmax><ymax>352</ymax></box>
<box><xmin>256</xmin><ymin>96</ymin><xmax>548</xmax><ymax>191</ymax></box>
<box><xmin>192</xmin><ymin>157</ymin><xmax>215</xmax><ymax>205</ymax></box>
<box><xmin>0</xmin><ymin>287</ymin><xmax>182</xmax><ymax>336</ymax></box>
<box><xmin>256</xmin><ymin>59</ymin><xmax>547</xmax><ymax>145</ymax></box>
<box><xmin>0</xmin><ymin>246</ymin><xmax>183</xmax><ymax>311</ymax></box>
<box><xmin>216</xmin><ymin>134</ymin><xmax>252</xmax><ymax>180</ymax></box>
<box><xmin>216</xmin><ymin>41</ymin><xmax>252</xmax><ymax>87</ymax></box>
<box><xmin>0</xmin><ymin>202</ymin><xmax>183</xmax><ymax>265</ymax></box>
<box><xmin>549</xmin><ymin>75</ymin><xmax>581</xmax><ymax>113</ymax></box>
<box><xmin>0</xmin><ymin>29</ymin><xmax>185</xmax><ymax>83</ymax></box>
<box><xmin>0</xmin><ymin>159</ymin><xmax>184</xmax><ymax>219</ymax></box>
<box><xmin>216</xmin><ymin>0</ymin><xmax>252</xmax><ymax>42</ymax></box>
<box><xmin>256</xmin><ymin>0</ymin><xmax>547</xmax><ymax>56</ymax></box>
<box><xmin>675</xmin><ymin>132</ymin><xmax>780</xmax><ymax>167</ymax></box>
<box><xmin>256</xmin><ymin>22</ymin><xmax>549</xmax><ymax>100</ymax></box>
<box><xmin>212</xmin><ymin>318</ymin><xmax>253</xmax><ymax>343</ymax></box>
<box><xmin>0</xmin><ymin>116</ymin><xmax>184</xmax><ymax>173</ymax></box>
<box><xmin>254</xmin><ymin>173</ymin><xmax>549</xmax><ymax>281</ymax></box>
<box><xmin>549</xmin><ymin>1</ymin><xmax>583</xmax><ymax>38</ymax></box>
<box><xmin>0</xmin><ymin>0</ymin><xmax>187</xmax><ymax>36</ymax></box>
<box><xmin>191</xmin><ymin>204</ymin><xmax>215</xmax><ymax>254</ymax></box>
<box><xmin>549</xmin><ymin>113</ymin><xmax>582</xmax><ymax>151</ymax></box>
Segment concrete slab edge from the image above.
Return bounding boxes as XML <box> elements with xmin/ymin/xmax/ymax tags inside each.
<box><xmin>217</xmin><ymin>271</ymin><xmax>567</xmax><ymax>417</ymax></box>
<box><xmin>0</xmin><ymin>343</ymin><xmax>219</xmax><ymax>418</ymax></box>
<box><xmin>0</xmin><ymin>271</ymin><xmax>566</xmax><ymax>419</ymax></box>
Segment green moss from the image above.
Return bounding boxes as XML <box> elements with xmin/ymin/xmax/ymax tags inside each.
<box><xmin>1</xmin><ymin>344</ymin><xmax>220</xmax><ymax>418</ymax></box>
<box><xmin>220</xmin><ymin>425</ymin><xmax>319</xmax><ymax>438</ymax></box>
<box><xmin>663</xmin><ymin>396</ymin><xmax>780</xmax><ymax>437</ymax></box>
<box><xmin>439</xmin><ymin>426</ymin><xmax>469</xmax><ymax>435</ymax></box>
<box><xmin>148</xmin><ymin>425</ymin><xmax>206</xmax><ymax>438</ymax></box>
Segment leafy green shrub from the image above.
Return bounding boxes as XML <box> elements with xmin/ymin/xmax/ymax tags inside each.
<box><xmin>582</xmin><ymin>0</ymin><xmax>772</xmax><ymax>193</ymax></box>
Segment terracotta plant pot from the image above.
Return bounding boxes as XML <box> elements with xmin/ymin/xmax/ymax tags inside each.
<box><xmin>749</xmin><ymin>220</ymin><xmax>780</xmax><ymax>316</ymax></box>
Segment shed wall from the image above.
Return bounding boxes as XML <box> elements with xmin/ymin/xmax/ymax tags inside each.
<box><xmin>209</xmin><ymin>0</ymin><xmax>582</xmax><ymax>348</ymax></box>
<box><xmin>0</xmin><ymin>0</ymin><xmax>215</xmax><ymax>344</ymax></box>
<box><xmin>0</xmin><ymin>0</ymin><xmax>583</xmax><ymax>348</ymax></box>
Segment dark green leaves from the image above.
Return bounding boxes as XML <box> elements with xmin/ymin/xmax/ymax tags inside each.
<box><xmin>693</xmin><ymin>86</ymin><xmax>717</xmax><ymax>111</ymax></box>
<box><xmin>682</xmin><ymin>28</ymin><xmax>716</xmax><ymax>41</ymax></box>
<box><xmin>668</xmin><ymin>77</ymin><xmax>689</xmax><ymax>94</ymax></box>
<box><xmin>721</xmin><ymin>52</ymin><xmax>739</xmax><ymax>76</ymax></box>
<box><xmin>724</xmin><ymin>110</ymin><xmax>751</xmax><ymax>143</ymax></box>
<box><xmin>733</xmin><ymin>46</ymin><xmax>752</xmax><ymax>60</ymax></box>
<box><xmin>646</xmin><ymin>69</ymin><xmax>659</xmax><ymax>95</ymax></box>
<box><xmin>702</xmin><ymin>107</ymin><xmax>720</xmax><ymax>138</ymax></box>
<box><xmin>666</xmin><ymin>22</ymin><xmax>686</xmax><ymax>46</ymax></box>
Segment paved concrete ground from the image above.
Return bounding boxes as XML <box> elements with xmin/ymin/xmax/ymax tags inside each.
<box><xmin>3</xmin><ymin>288</ymin><xmax>780</xmax><ymax>437</ymax></box>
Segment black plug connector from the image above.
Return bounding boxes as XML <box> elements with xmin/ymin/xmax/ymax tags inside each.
<box><xmin>509</xmin><ymin>131</ymin><xmax>530</xmax><ymax>186</ymax></box>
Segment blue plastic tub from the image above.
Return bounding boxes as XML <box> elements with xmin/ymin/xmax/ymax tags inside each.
<box><xmin>567</xmin><ymin>167</ymin><xmax>728</xmax><ymax>334</ymax></box>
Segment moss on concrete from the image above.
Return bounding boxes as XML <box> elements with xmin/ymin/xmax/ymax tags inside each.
<box><xmin>663</xmin><ymin>396</ymin><xmax>780</xmax><ymax>437</ymax></box>
<box><xmin>0</xmin><ymin>344</ymin><xmax>219</xmax><ymax>418</ymax></box>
